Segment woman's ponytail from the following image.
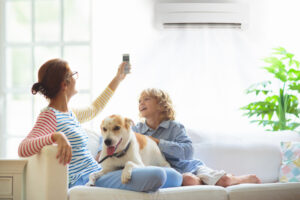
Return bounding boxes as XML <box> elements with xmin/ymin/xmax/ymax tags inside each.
<box><xmin>31</xmin><ymin>82</ymin><xmax>43</xmax><ymax>95</ymax></box>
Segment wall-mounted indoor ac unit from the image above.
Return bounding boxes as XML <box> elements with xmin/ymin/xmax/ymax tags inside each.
<box><xmin>155</xmin><ymin>3</ymin><xmax>248</xmax><ymax>29</ymax></box>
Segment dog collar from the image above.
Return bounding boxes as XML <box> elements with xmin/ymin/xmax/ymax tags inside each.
<box><xmin>98</xmin><ymin>142</ymin><xmax>131</xmax><ymax>164</ymax></box>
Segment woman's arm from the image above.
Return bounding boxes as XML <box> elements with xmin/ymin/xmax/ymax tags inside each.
<box><xmin>72</xmin><ymin>87</ymin><xmax>114</xmax><ymax>123</ymax></box>
<box><xmin>73</xmin><ymin>62</ymin><xmax>128</xmax><ymax>123</ymax></box>
<box><xmin>107</xmin><ymin>62</ymin><xmax>128</xmax><ymax>91</ymax></box>
<box><xmin>18</xmin><ymin>110</ymin><xmax>57</xmax><ymax>157</ymax></box>
<box><xmin>19</xmin><ymin>109</ymin><xmax>72</xmax><ymax>165</ymax></box>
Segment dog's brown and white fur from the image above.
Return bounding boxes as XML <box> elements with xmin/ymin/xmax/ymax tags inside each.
<box><xmin>86</xmin><ymin>115</ymin><xmax>170</xmax><ymax>186</ymax></box>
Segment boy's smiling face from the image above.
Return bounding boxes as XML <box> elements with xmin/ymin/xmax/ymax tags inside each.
<box><xmin>139</xmin><ymin>95</ymin><xmax>163</xmax><ymax>119</ymax></box>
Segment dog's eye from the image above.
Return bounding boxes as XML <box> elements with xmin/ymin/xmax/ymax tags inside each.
<box><xmin>113</xmin><ymin>126</ymin><xmax>120</xmax><ymax>131</ymax></box>
<box><xmin>103</xmin><ymin>127</ymin><xmax>107</xmax><ymax>132</ymax></box>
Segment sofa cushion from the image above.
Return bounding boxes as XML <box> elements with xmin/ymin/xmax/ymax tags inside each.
<box><xmin>226</xmin><ymin>182</ymin><xmax>300</xmax><ymax>200</ymax></box>
<box><xmin>85</xmin><ymin>128</ymin><xmax>101</xmax><ymax>158</ymax></box>
<box><xmin>188</xmin><ymin>129</ymin><xmax>300</xmax><ymax>183</ymax></box>
<box><xmin>279</xmin><ymin>141</ymin><xmax>300</xmax><ymax>182</ymax></box>
<box><xmin>192</xmin><ymin>142</ymin><xmax>281</xmax><ymax>183</ymax></box>
<box><xmin>69</xmin><ymin>185</ymin><xmax>227</xmax><ymax>200</ymax></box>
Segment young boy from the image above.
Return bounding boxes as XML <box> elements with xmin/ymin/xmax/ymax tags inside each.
<box><xmin>132</xmin><ymin>88</ymin><xmax>261</xmax><ymax>187</ymax></box>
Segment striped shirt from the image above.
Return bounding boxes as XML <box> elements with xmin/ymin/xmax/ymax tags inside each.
<box><xmin>18</xmin><ymin>87</ymin><xmax>114</xmax><ymax>185</ymax></box>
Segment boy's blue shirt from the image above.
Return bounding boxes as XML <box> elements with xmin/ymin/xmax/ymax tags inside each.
<box><xmin>98</xmin><ymin>120</ymin><xmax>203</xmax><ymax>173</ymax></box>
<box><xmin>133</xmin><ymin>120</ymin><xmax>204</xmax><ymax>173</ymax></box>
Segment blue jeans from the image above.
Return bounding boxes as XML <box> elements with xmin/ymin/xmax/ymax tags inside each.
<box><xmin>69</xmin><ymin>167</ymin><xmax>182</xmax><ymax>192</ymax></box>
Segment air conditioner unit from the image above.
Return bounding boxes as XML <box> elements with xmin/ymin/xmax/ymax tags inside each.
<box><xmin>155</xmin><ymin>3</ymin><xmax>248</xmax><ymax>29</ymax></box>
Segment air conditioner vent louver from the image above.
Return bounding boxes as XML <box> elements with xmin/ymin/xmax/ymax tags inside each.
<box><xmin>163</xmin><ymin>23</ymin><xmax>242</xmax><ymax>29</ymax></box>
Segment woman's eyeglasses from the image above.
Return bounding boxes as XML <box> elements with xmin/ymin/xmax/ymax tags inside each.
<box><xmin>71</xmin><ymin>71</ymin><xmax>79</xmax><ymax>80</ymax></box>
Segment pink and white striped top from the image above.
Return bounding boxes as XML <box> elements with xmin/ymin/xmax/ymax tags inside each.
<box><xmin>18</xmin><ymin>87</ymin><xmax>114</xmax><ymax>185</ymax></box>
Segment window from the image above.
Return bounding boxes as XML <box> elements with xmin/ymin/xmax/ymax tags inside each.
<box><xmin>0</xmin><ymin>0</ymin><xmax>92</xmax><ymax>158</ymax></box>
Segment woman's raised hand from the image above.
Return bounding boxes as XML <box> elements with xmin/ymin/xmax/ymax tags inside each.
<box><xmin>108</xmin><ymin>62</ymin><xmax>131</xmax><ymax>91</ymax></box>
<box><xmin>52</xmin><ymin>132</ymin><xmax>72</xmax><ymax>165</ymax></box>
<box><xmin>116</xmin><ymin>62</ymin><xmax>131</xmax><ymax>81</ymax></box>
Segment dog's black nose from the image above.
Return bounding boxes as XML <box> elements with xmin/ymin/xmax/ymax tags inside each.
<box><xmin>104</xmin><ymin>139</ymin><xmax>112</xmax><ymax>146</ymax></box>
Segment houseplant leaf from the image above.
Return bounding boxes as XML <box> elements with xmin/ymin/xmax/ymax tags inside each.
<box><xmin>241</xmin><ymin>48</ymin><xmax>300</xmax><ymax>132</ymax></box>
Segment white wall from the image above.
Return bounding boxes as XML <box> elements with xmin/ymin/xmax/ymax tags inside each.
<box><xmin>90</xmin><ymin>0</ymin><xmax>157</xmax><ymax>126</ymax></box>
<box><xmin>89</xmin><ymin>0</ymin><xmax>300</xmax><ymax>133</ymax></box>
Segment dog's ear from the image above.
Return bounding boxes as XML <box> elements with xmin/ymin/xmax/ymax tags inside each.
<box><xmin>100</xmin><ymin>119</ymin><xmax>104</xmax><ymax>130</ymax></box>
<box><xmin>124</xmin><ymin>118</ymin><xmax>134</xmax><ymax>130</ymax></box>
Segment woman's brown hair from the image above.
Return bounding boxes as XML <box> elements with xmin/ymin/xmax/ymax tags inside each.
<box><xmin>31</xmin><ymin>58</ymin><xmax>70</xmax><ymax>99</ymax></box>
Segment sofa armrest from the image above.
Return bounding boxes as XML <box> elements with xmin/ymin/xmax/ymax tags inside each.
<box><xmin>25</xmin><ymin>145</ymin><xmax>68</xmax><ymax>200</ymax></box>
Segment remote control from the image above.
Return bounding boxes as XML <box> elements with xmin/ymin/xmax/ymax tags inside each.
<box><xmin>122</xmin><ymin>54</ymin><xmax>130</xmax><ymax>74</ymax></box>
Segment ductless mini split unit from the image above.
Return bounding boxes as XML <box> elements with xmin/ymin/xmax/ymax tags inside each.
<box><xmin>155</xmin><ymin>2</ymin><xmax>248</xmax><ymax>29</ymax></box>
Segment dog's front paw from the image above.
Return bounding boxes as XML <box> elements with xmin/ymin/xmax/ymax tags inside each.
<box><xmin>85</xmin><ymin>181</ymin><xmax>95</xmax><ymax>187</ymax></box>
<box><xmin>121</xmin><ymin>170</ymin><xmax>132</xmax><ymax>184</ymax></box>
<box><xmin>85</xmin><ymin>173</ymin><xmax>97</xmax><ymax>186</ymax></box>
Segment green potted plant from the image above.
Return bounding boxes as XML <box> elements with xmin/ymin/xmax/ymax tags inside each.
<box><xmin>241</xmin><ymin>47</ymin><xmax>300</xmax><ymax>131</ymax></box>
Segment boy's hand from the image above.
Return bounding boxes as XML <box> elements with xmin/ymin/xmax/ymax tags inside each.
<box><xmin>149</xmin><ymin>136</ymin><xmax>159</xmax><ymax>145</ymax></box>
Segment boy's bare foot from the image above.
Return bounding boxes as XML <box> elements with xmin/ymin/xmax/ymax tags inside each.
<box><xmin>217</xmin><ymin>174</ymin><xmax>261</xmax><ymax>187</ymax></box>
<box><xmin>182</xmin><ymin>173</ymin><xmax>203</xmax><ymax>186</ymax></box>
<box><xmin>236</xmin><ymin>174</ymin><xmax>261</xmax><ymax>184</ymax></box>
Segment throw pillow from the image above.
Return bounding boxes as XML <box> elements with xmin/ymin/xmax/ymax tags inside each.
<box><xmin>279</xmin><ymin>141</ymin><xmax>300</xmax><ymax>182</ymax></box>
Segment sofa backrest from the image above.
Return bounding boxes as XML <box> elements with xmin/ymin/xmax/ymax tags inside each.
<box><xmin>187</xmin><ymin>129</ymin><xmax>300</xmax><ymax>183</ymax></box>
<box><xmin>84</xmin><ymin>127</ymin><xmax>300</xmax><ymax>184</ymax></box>
<box><xmin>85</xmin><ymin>128</ymin><xmax>102</xmax><ymax>158</ymax></box>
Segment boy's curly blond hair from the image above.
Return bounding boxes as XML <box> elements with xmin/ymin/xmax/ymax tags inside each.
<box><xmin>139</xmin><ymin>88</ymin><xmax>175</xmax><ymax>121</ymax></box>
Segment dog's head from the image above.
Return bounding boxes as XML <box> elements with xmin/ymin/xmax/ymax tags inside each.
<box><xmin>100</xmin><ymin>115</ymin><xmax>134</xmax><ymax>156</ymax></box>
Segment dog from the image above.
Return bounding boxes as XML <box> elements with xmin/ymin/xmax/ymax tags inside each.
<box><xmin>86</xmin><ymin>114</ymin><xmax>170</xmax><ymax>186</ymax></box>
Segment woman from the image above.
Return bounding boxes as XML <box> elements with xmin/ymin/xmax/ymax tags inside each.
<box><xmin>18</xmin><ymin>59</ymin><xmax>182</xmax><ymax>192</ymax></box>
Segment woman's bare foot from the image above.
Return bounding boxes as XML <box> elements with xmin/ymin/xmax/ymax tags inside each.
<box><xmin>182</xmin><ymin>173</ymin><xmax>203</xmax><ymax>186</ymax></box>
<box><xmin>216</xmin><ymin>174</ymin><xmax>261</xmax><ymax>187</ymax></box>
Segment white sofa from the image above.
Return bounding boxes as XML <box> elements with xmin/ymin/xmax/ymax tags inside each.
<box><xmin>24</xmin><ymin>128</ymin><xmax>300</xmax><ymax>200</ymax></box>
